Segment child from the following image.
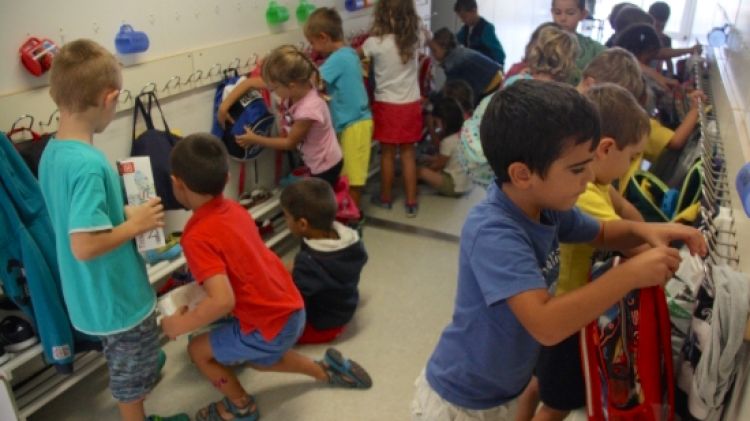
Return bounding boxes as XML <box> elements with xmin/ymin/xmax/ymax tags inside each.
<box><xmin>304</xmin><ymin>7</ymin><xmax>373</xmax><ymax>207</ymax></box>
<box><xmin>453</xmin><ymin>0</ymin><xmax>506</xmax><ymax>66</ymax></box>
<box><xmin>38</xmin><ymin>39</ymin><xmax>187</xmax><ymax>421</ymax></box>
<box><xmin>441</xmin><ymin>79</ymin><xmax>475</xmax><ymax>116</ymax></box>
<box><xmin>418</xmin><ymin>98</ymin><xmax>472</xmax><ymax>197</ymax></box>
<box><xmin>614</xmin><ymin>23</ymin><xmax>707</xmax><ymax>163</ymax></box>
<box><xmin>515</xmin><ymin>83</ymin><xmax>651</xmax><ymax>421</ymax></box>
<box><xmin>428</xmin><ymin>28</ymin><xmax>503</xmax><ymax>104</ymax></box>
<box><xmin>551</xmin><ymin>0</ymin><xmax>605</xmax><ymax>77</ymax></box>
<box><xmin>237</xmin><ymin>45</ymin><xmax>343</xmax><ymax>188</ymax></box>
<box><xmin>281</xmin><ymin>178</ymin><xmax>368</xmax><ymax>344</ymax></box>
<box><xmin>161</xmin><ymin>133</ymin><xmax>372</xmax><ymax>420</ymax></box>
<box><xmin>411</xmin><ymin>80</ymin><xmax>706</xmax><ymax>420</ymax></box>
<box><xmin>360</xmin><ymin>0</ymin><xmax>424</xmax><ymax>217</ymax></box>
<box><xmin>648</xmin><ymin>2</ymin><xmax>703</xmax><ymax>76</ymax></box>
<box><xmin>505</xmin><ymin>22</ymin><xmax>562</xmax><ymax>79</ymax></box>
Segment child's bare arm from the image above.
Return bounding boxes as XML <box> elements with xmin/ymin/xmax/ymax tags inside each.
<box><xmin>217</xmin><ymin>76</ymin><xmax>267</xmax><ymax>128</ymax></box>
<box><xmin>428</xmin><ymin>154</ymin><xmax>450</xmax><ymax>171</ymax></box>
<box><xmin>590</xmin><ymin>219</ymin><xmax>707</xmax><ymax>255</ymax></box>
<box><xmin>69</xmin><ymin>197</ymin><xmax>164</xmax><ymax>261</ymax></box>
<box><xmin>236</xmin><ymin>119</ymin><xmax>313</xmax><ymax>150</ymax></box>
<box><xmin>161</xmin><ymin>274</ymin><xmax>235</xmax><ymax>339</ymax></box>
<box><xmin>508</xmin><ymin>247</ymin><xmax>680</xmax><ymax>345</ymax></box>
<box><xmin>608</xmin><ymin>186</ymin><xmax>644</xmax><ymax>222</ymax></box>
<box><xmin>667</xmin><ymin>90</ymin><xmax>706</xmax><ymax>150</ymax></box>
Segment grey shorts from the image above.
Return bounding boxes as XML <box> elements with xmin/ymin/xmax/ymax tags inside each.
<box><xmin>100</xmin><ymin>312</ymin><xmax>160</xmax><ymax>402</ymax></box>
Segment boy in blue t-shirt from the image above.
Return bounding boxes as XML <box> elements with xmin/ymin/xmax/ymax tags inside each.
<box><xmin>39</xmin><ymin>39</ymin><xmax>186</xmax><ymax>421</ymax></box>
<box><xmin>305</xmin><ymin>7</ymin><xmax>373</xmax><ymax>207</ymax></box>
<box><xmin>453</xmin><ymin>0</ymin><xmax>506</xmax><ymax>67</ymax></box>
<box><xmin>412</xmin><ymin>80</ymin><xmax>707</xmax><ymax>420</ymax></box>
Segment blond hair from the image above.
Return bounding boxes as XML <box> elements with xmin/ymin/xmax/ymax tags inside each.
<box><xmin>304</xmin><ymin>7</ymin><xmax>344</xmax><ymax>41</ymax></box>
<box><xmin>49</xmin><ymin>39</ymin><xmax>120</xmax><ymax>112</ymax></box>
<box><xmin>526</xmin><ymin>26</ymin><xmax>579</xmax><ymax>82</ymax></box>
<box><xmin>370</xmin><ymin>0</ymin><xmax>421</xmax><ymax>64</ymax></box>
<box><xmin>262</xmin><ymin>45</ymin><xmax>319</xmax><ymax>87</ymax></box>
<box><xmin>585</xmin><ymin>82</ymin><xmax>649</xmax><ymax>149</ymax></box>
<box><xmin>583</xmin><ymin>47</ymin><xmax>645</xmax><ymax>101</ymax></box>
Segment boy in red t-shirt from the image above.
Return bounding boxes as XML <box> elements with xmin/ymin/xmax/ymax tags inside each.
<box><xmin>161</xmin><ymin>133</ymin><xmax>372</xmax><ymax>420</ymax></box>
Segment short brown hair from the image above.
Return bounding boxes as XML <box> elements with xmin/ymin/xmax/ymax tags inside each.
<box><xmin>584</xmin><ymin>83</ymin><xmax>649</xmax><ymax>149</ymax></box>
<box><xmin>49</xmin><ymin>39</ymin><xmax>120</xmax><ymax>112</ymax></box>
<box><xmin>304</xmin><ymin>7</ymin><xmax>344</xmax><ymax>41</ymax></box>
<box><xmin>280</xmin><ymin>178</ymin><xmax>336</xmax><ymax>231</ymax></box>
<box><xmin>582</xmin><ymin>47</ymin><xmax>645</xmax><ymax>100</ymax></box>
<box><xmin>170</xmin><ymin>133</ymin><xmax>228</xmax><ymax>196</ymax></box>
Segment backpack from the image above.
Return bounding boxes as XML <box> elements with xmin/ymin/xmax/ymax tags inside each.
<box><xmin>624</xmin><ymin>160</ymin><xmax>703</xmax><ymax>223</ymax></box>
<box><xmin>210</xmin><ymin>72</ymin><xmax>275</xmax><ymax>161</ymax></box>
<box><xmin>581</xmin><ymin>257</ymin><xmax>675</xmax><ymax>421</ymax></box>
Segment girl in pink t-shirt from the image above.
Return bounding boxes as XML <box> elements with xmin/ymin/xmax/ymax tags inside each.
<box><xmin>237</xmin><ymin>45</ymin><xmax>342</xmax><ymax>186</ymax></box>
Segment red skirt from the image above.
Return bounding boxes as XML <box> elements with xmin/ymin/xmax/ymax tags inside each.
<box><xmin>372</xmin><ymin>100</ymin><xmax>423</xmax><ymax>144</ymax></box>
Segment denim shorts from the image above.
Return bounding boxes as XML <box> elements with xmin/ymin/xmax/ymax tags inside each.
<box><xmin>209</xmin><ymin>309</ymin><xmax>305</xmax><ymax>366</ymax></box>
<box><xmin>100</xmin><ymin>312</ymin><xmax>160</xmax><ymax>402</ymax></box>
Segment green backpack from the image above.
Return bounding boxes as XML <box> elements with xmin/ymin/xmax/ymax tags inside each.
<box><xmin>624</xmin><ymin>160</ymin><xmax>703</xmax><ymax>223</ymax></box>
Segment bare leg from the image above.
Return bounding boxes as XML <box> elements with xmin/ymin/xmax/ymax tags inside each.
<box><xmin>248</xmin><ymin>350</ymin><xmax>328</xmax><ymax>381</ymax></box>
<box><xmin>400</xmin><ymin>143</ymin><xmax>418</xmax><ymax>204</ymax></box>
<box><xmin>379</xmin><ymin>144</ymin><xmax>396</xmax><ymax>202</ymax></box>
<box><xmin>515</xmin><ymin>377</ymin><xmax>541</xmax><ymax>421</ymax></box>
<box><xmin>531</xmin><ymin>405</ymin><xmax>570</xmax><ymax>421</ymax></box>
<box><xmin>117</xmin><ymin>400</ymin><xmax>146</xmax><ymax>421</ymax></box>
<box><xmin>188</xmin><ymin>333</ymin><xmax>255</xmax><ymax>418</ymax></box>
<box><xmin>417</xmin><ymin>167</ymin><xmax>445</xmax><ymax>190</ymax></box>
<box><xmin>349</xmin><ymin>185</ymin><xmax>363</xmax><ymax>209</ymax></box>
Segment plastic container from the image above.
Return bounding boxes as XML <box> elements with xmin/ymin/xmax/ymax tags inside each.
<box><xmin>266</xmin><ymin>1</ymin><xmax>290</xmax><ymax>25</ymax></box>
<box><xmin>707</xmin><ymin>25</ymin><xmax>729</xmax><ymax>48</ymax></box>
<box><xmin>296</xmin><ymin>0</ymin><xmax>317</xmax><ymax>22</ymax></box>
<box><xmin>345</xmin><ymin>0</ymin><xmax>366</xmax><ymax>12</ymax></box>
<box><xmin>736</xmin><ymin>162</ymin><xmax>750</xmax><ymax>217</ymax></box>
<box><xmin>115</xmin><ymin>24</ymin><xmax>150</xmax><ymax>54</ymax></box>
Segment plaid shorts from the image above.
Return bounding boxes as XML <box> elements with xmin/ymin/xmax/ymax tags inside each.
<box><xmin>100</xmin><ymin>312</ymin><xmax>160</xmax><ymax>402</ymax></box>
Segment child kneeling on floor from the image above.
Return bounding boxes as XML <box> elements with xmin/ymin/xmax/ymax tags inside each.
<box><xmin>281</xmin><ymin>178</ymin><xmax>368</xmax><ymax>344</ymax></box>
<box><xmin>161</xmin><ymin>133</ymin><xmax>372</xmax><ymax>421</ymax></box>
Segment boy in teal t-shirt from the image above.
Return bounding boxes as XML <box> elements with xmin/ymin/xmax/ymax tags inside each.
<box><xmin>38</xmin><ymin>39</ymin><xmax>186</xmax><ymax>421</ymax></box>
<box><xmin>305</xmin><ymin>7</ymin><xmax>373</xmax><ymax>207</ymax></box>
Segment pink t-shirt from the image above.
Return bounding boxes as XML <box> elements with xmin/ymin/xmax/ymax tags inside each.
<box><xmin>282</xmin><ymin>88</ymin><xmax>342</xmax><ymax>175</ymax></box>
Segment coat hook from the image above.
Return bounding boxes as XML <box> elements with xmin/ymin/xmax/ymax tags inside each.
<box><xmin>10</xmin><ymin>114</ymin><xmax>35</xmax><ymax>132</ymax></box>
<box><xmin>185</xmin><ymin>70</ymin><xmax>203</xmax><ymax>84</ymax></box>
<box><xmin>140</xmin><ymin>82</ymin><xmax>157</xmax><ymax>94</ymax></box>
<box><xmin>162</xmin><ymin>75</ymin><xmax>181</xmax><ymax>92</ymax></box>
<box><xmin>206</xmin><ymin>63</ymin><xmax>222</xmax><ymax>79</ymax></box>
<box><xmin>39</xmin><ymin>109</ymin><xmax>60</xmax><ymax>129</ymax></box>
<box><xmin>118</xmin><ymin>89</ymin><xmax>133</xmax><ymax>103</ymax></box>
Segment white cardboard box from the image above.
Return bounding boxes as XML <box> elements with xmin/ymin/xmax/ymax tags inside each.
<box><xmin>117</xmin><ymin>156</ymin><xmax>166</xmax><ymax>252</ymax></box>
<box><xmin>157</xmin><ymin>282</ymin><xmax>207</xmax><ymax>317</ymax></box>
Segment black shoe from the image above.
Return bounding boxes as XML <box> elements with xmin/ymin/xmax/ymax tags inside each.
<box><xmin>0</xmin><ymin>316</ymin><xmax>38</xmax><ymax>352</ymax></box>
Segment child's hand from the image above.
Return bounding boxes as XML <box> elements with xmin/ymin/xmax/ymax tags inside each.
<box><xmin>635</xmin><ymin>223</ymin><xmax>708</xmax><ymax>257</ymax></box>
<box><xmin>236</xmin><ymin>127</ymin><xmax>258</xmax><ymax>148</ymax></box>
<box><xmin>124</xmin><ymin>197</ymin><xmax>165</xmax><ymax>235</ymax></box>
<box><xmin>217</xmin><ymin>105</ymin><xmax>234</xmax><ymax>129</ymax></box>
<box><xmin>161</xmin><ymin>306</ymin><xmax>189</xmax><ymax>340</ymax></box>
<box><xmin>688</xmin><ymin>90</ymin><xmax>708</xmax><ymax>109</ymax></box>
<box><xmin>691</xmin><ymin>43</ymin><xmax>703</xmax><ymax>55</ymax></box>
<box><xmin>620</xmin><ymin>246</ymin><xmax>682</xmax><ymax>288</ymax></box>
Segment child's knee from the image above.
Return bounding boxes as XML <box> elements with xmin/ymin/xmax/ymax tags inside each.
<box><xmin>187</xmin><ymin>334</ymin><xmax>212</xmax><ymax>363</ymax></box>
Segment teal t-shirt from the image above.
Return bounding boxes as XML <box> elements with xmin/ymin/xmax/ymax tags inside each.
<box><xmin>575</xmin><ymin>33</ymin><xmax>605</xmax><ymax>71</ymax></box>
<box><xmin>39</xmin><ymin>139</ymin><xmax>155</xmax><ymax>335</ymax></box>
<box><xmin>320</xmin><ymin>46</ymin><xmax>372</xmax><ymax>133</ymax></box>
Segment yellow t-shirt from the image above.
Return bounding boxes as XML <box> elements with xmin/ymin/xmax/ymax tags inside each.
<box><xmin>645</xmin><ymin>118</ymin><xmax>673</xmax><ymax>163</ymax></box>
<box><xmin>556</xmin><ymin>183</ymin><xmax>619</xmax><ymax>295</ymax></box>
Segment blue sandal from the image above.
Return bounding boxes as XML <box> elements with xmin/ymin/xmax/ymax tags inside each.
<box><xmin>195</xmin><ymin>395</ymin><xmax>259</xmax><ymax>421</ymax></box>
<box><xmin>320</xmin><ymin>348</ymin><xmax>373</xmax><ymax>389</ymax></box>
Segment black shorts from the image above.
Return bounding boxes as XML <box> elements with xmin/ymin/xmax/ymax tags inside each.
<box><xmin>312</xmin><ymin>159</ymin><xmax>343</xmax><ymax>188</ymax></box>
<box><xmin>536</xmin><ymin>332</ymin><xmax>586</xmax><ymax>411</ymax></box>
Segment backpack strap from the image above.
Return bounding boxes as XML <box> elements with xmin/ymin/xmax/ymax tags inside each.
<box><xmin>132</xmin><ymin>93</ymin><xmax>155</xmax><ymax>141</ymax></box>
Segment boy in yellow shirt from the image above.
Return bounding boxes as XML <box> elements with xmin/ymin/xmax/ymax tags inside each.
<box><xmin>516</xmin><ymin>83</ymin><xmax>650</xmax><ymax>421</ymax></box>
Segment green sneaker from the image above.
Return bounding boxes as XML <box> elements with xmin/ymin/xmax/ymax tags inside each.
<box><xmin>157</xmin><ymin>349</ymin><xmax>167</xmax><ymax>373</ymax></box>
<box><xmin>145</xmin><ymin>413</ymin><xmax>190</xmax><ymax>421</ymax></box>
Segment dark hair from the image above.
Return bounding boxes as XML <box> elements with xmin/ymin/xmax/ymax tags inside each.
<box><xmin>613</xmin><ymin>23</ymin><xmax>661</xmax><ymax>59</ymax></box>
<box><xmin>454</xmin><ymin>0</ymin><xmax>477</xmax><ymax>12</ymax></box>
<box><xmin>432</xmin><ymin>97</ymin><xmax>465</xmax><ymax>137</ymax></box>
<box><xmin>609</xmin><ymin>2</ymin><xmax>638</xmax><ymax>28</ymax></box>
<box><xmin>614</xmin><ymin>6</ymin><xmax>653</xmax><ymax>32</ymax></box>
<box><xmin>648</xmin><ymin>2</ymin><xmax>671</xmax><ymax>22</ymax></box>
<box><xmin>442</xmin><ymin>79</ymin><xmax>474</xmax><ymax>113</ymax></box>
<box><xmin>304</xmin><ymin>7</ymin><xmax>344</xmax><ymax>41</ymax></box>
<box><xmin>480</xmin><ymin>80</ymin><xmax>600</xmax><ymax>183</ymax></box>
<box><xmin>584</xmin><ymin>83</ymin><xmax>649</xmax><ymax>149</ymax></box>
<box><xmin>280</xmin><ymin>178</ymin><xmax>337</xmax><ymax>231</ymax></box>
<box><xmin>432</xmin><ymin>28</ymin><xmax>458</xmax><ymax>52</ymax></box>
<box><xmin>170</xmin><ymin>133</ymin><xmax>228</xmax><ymax>195</ymax></box>
<box><xmin>551</xmin><ymin>0</ymin><xmax>585</xmax><ymax>10</ymax></box>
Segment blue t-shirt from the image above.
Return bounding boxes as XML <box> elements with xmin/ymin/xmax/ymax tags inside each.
<box><xmin>425</xmin><ymin>182</ymin><xmax>600</xmax><ymax>410</ymax></box>
<box><xmin>39</xmin><ymin>139</ymin><xmax>155</xmax><ymax>335</ymax></box>
<box><xmin>320</xmin><ymin>46</ymin><xmax>372</xmax><ymax>133</ymax></box>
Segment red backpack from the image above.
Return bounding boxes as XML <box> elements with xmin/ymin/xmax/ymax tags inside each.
<box><xmin>581</xmin><ymin>257</ymin><xmax>675</xmax><ymax>421</ymax></box>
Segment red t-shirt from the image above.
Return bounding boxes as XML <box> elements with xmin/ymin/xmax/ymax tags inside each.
<box><xmin>182</xmin><ymin>195</ymin><xmax>303</xmax><ymax>340</ymax></box>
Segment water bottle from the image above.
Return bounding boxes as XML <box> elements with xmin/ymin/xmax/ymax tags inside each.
<box><xmin>115</xmin><ymin>24</ymin><xmax>150</xmax><ymax>54</ymax></box>
<box><xmin>736</xmin><ymin>162</ymin><xmax>750</xmax><ymax>217</ymax></box>
<box><xmin>266</xmin><ymin>1</ymin><xmax>290</xmax><ymax>25</ymax></box>
<box><xmin>296</xmin><ymin>0</ymin><xmax>316</xmax><ymax>22</ymax></box>
<box><xmin>345</xmin><ymin>0</ymin><xmax>366</xmax><ymax>12</ymax></box>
